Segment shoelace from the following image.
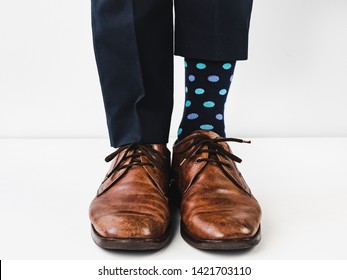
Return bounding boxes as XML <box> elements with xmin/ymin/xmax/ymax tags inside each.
<box><xmin>174</xmin><ymin>134</ymin><xmax>251</xmax><ymax>169</ymax></box>
<box><xmin>104</xmin><ymin>144</ymin><xmax>164</xmax><ymax>178</ymax></box>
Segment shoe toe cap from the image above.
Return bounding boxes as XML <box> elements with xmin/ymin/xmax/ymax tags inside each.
<box><xmin>92</xmin><ymin>213</ymin><xmax>166</xmax><ymax>239</ymax></box>
<box><xmin>186</xmin><ymin>212</ymin><xmax>259</xmax><ymax>240</ymax></box>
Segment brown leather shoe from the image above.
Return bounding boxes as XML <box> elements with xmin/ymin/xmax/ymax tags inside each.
<box><xmin>172</xmin><ymin>130</ymin><xmax>261</xmax><ymax>250</ymax></box>
<box><xmin>89</xmin><ymin>144</ymin><xmax>171</xmax><ymax>250</ymax></box>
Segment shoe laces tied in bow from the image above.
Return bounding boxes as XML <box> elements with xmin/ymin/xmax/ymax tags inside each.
<box><xmin>104</xmin><ymin>144</ymin><xmax>164</xmax><ymax>178</ymax></box>
<box><xmin>174</xmin><ymin>134</ymin><xmax>251</xmax><ymax>168</ymax></box>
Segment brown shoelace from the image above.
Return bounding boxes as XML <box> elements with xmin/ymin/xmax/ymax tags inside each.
<box><xmin>174</xmin><ymin>134</ymin><xmax>251</xmax><ymax>169</ymax></box>
<box><xmin>104</xmin><ymin>144</ymin><xmax>164</xmax><ymax>178</ymax></box>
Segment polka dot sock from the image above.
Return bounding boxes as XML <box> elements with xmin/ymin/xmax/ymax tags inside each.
<box><xmin>177</xmin><ymin>57</ymin><xmax>236</xmax><ymax>140</ymax></box>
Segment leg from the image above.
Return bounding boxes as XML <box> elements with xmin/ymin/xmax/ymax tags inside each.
<box><xmin>175</xmin><ymin>0</ymin><xmax>253</xmax><ymax>139</ymax></box>
<box><xmin>92</xmin><ymin>0</ymin><xmax>174</xmax><ymax>148</ymax></box>
<box><xmin>89</xmin><ymin>0</ymin><xmax>173</xmax><ymax>250</ymax></box>
<box><xmin>177</xmin><ymin>58</ymin><xmax>237</xmax><ymax>140</ymax></box>
<box><xmin>172</xmin><ymin>0</ymin><xmax>262</xmax><ymax>250</ymax></box>
<box><xmin>174</xmin><ymin>0</ymin><xmax>253</xmax><ymax>61</ymax></box>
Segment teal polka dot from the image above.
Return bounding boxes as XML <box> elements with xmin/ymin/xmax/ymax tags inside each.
<box><xmin>196</xmin><ymin>63</ymin><xmax>206</xmax><ymax>70</ymax></box>
<box><xmin>178</xmin><ymin>128</ymin><xmax>183</xmax><ymax>136</ymax></box>
<box><xmin>187</xmin><ymin>113</ymin><xmax>199</xmax><ymax>120</ymax></box>
<box><xmin>185</xmin><ymin>86</ymin><xmax>188</xmax><ymax>93</ymax></box>
<box><xmin>219</xmin><ymin>89</ymin><xmax>227</xmax><ymax>95</ymax></box>
<box><xmin>200</xmin><ymin>124</ymin><xmax>214</xmax><ymax>130</ymax></box>
<box><xmin>208</xmin><ymin>75</ymin><xmax>220</xmax><ymax>82</ymax></box>
<box><xmin>184</xmin><ymin>61</ymin><xmax>188</xmax><ymax>68</ymax></box>
<box><xmin>203</xmin><ymin>101</ymin><xmax>215</xmax><ymax>108</ymax></box>
<box><xmin>185</xmin><ymin>100</ymin><xmax>191</xmax><ymax>107</ymax></box>
<box><xmin>223</xmin><ymin>63</ymin><xmax>232</xmax><ymax>70</ymax></box>
<box><xmin>195</xmin><ymin>88</ymin><xmax>205</xmax><ymax>95</ymax></box>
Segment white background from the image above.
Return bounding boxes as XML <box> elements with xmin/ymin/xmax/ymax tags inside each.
<box><xmin>1</xmin><ymin>0</ymin><xmax>347</xmax><ymax>261</ymax></box>
<box><xmin>1</xmin><ymin>0</ymin><xmax>346</xmax><ymax>139</ymax></box>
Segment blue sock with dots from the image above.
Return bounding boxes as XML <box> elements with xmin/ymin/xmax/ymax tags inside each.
<box><xmin>177</xmin><ymin>57</ymin><xmax>236</xmax><ymax>140</ymax></box>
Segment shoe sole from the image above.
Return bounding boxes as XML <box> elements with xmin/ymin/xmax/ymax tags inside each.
<box><xmin>91</xmin><ymin>224</ymin><xmax>171</xmax><ymax>251</ymax></box>
<box><xmin>181</xmin><ymin>221</ymin><xmax>261</xmax><ymax>250</ymax></box>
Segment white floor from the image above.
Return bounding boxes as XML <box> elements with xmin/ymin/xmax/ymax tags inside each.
<box><xmin>1</xmin><ymin>137</ymin><xmax>347</xmax><ymax>260</ymax></box>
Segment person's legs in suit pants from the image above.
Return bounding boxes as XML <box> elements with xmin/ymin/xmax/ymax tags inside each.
<box><xmin>91</xmin><ymin>0</ymin><xmax>253</xmax><ymax>147</ymax></box>
<box><xmin>89</xmin><ymin>0</ymin><xmax>261</xmax><ymax>251</ymax></box>
<box><xmin>91</xmin><ymin>0</ymin><xmax>174</xmax><ymax>148</ymax></box>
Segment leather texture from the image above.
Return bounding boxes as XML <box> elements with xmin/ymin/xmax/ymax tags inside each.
<box><xmin>89</xmin><ymin>144</ymin><xmax>170</xmax><ymax>240</ymax></box>
<box><xmin>172</xmin><ymin>130</ymin><xmax>261</xmax><ymax>241</ymax></box>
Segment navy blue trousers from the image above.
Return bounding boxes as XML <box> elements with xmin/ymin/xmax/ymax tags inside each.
<box><xmin>92</xmin><ymin>0</ymin><xmax>253</xmax><ymax>147</ymax></box>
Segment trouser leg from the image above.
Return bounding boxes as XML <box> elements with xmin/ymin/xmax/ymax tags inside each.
<box><xmin>91</xmin><ymin>0</ymin><xmax>253</xmax><ymax>147</ymax></box>
<box><xmin>174</xmin><ymin>0</ymin><xmax>254</xmax><ymax>60</ymax></box>
<box><xmin>91</xmin><ymin>0</ymin><xmax>174</xmax><ymax>147</ymax></box>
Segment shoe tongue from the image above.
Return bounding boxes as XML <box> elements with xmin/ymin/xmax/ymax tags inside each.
<box><xmin>188</xmin><ymin>131</ymin><xmax>219</xmax><ymax>161</ymax></box>
<box><xmin>174</xmin><ymin>130</ymin><xmax>227</xmax><ymax>156</ymax></box>
<box><xmin>194</xmin><ymin>130</ymin><xmax>221</xmax><ymax>139</ymax></box>
<box><xmin>194</xmin><ymin>130</ymin><xmax>231</xmax><ymax>156</ymax></box>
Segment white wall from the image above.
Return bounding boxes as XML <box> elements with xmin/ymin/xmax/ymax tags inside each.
<box><xmin>1</xmin><ymin>0</ymin><xmax>346</xmax><ymax>139</ymax></box>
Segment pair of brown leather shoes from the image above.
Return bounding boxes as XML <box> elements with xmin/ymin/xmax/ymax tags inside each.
<box><xmin>89</xmin><ymin>130</ymin><xmax>261</xmax><ymax>250</ymax></box>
